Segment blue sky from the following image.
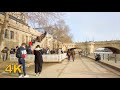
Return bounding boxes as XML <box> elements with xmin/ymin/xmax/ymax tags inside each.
<box><xmin>63</xmin><ymin>12</ymin><xmax>120</xmax><ymax>42</ymax></box>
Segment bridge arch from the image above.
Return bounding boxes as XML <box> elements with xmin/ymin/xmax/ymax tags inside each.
<box><xmin>94</xmin><ymin>47</ymin><xmax>120</xmax><ymax>54</ymax></box>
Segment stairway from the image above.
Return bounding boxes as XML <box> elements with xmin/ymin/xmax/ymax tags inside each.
<box><xmin>31</xmin><ymin>32</ymin><xmax>47</xmax><ymax>51</ymax></box>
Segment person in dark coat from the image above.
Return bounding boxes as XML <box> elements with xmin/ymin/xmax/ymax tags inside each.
<box><xmin>26</xmin><ymin>46</ymin><xmax>33</xmax><ymax>54</ymax></box>
<box><xmin>95</xmin><ymin>54</ymin><xmax>101</xmax><ymax>61</ymax></box>
<box><xmin>34</xmin><ymin>45</ymin><xmax>43</xmax><ymax>76</ymax></box>
<box><xmin>71</xmin><ymin>49</ymin><xmax>75</xmax><ymax>62</ymax></box>
<box><xmin>10</xmin><ymin>48</ymin><xmax>15</xmax><ymax>54</ymax></box>
<box><xmin>67</xmin><ymin>49</ymin><xmax>71</xmax><ymax>62</ymax></box>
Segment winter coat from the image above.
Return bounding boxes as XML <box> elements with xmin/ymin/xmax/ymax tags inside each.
<box><xmin>71</xmin><ymin>50</ymin><xmax>75</xmax><ymax>57</ymax></box>
<box><xmin>34</xmin><ymin>48</ymin><xmax>43</xmax><ymax>64</ymax></box>
<box><xmin>16</xmin><ymin>46</ymin><xmax>27</xmax><ymax>59</ymax></box>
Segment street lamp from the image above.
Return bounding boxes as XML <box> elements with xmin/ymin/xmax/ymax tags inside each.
<box><xmin>85</xmin><ymin>40</ymin><xmax>88</xmax><ymax>57</ymax></box>
<box><xmin>53</xmin><ymin>40</ymin><xmax>54</xmax><ymax>50</ymax></box>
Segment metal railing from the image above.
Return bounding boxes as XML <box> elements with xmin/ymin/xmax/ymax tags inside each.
<box><xmin>9</xmin><ymin>53</ymin><xmax>67</xmax><ymax>62</ymax></box>
<box><xmin>89</xmin><ymin>53</ymin><xmax>120</xmax><ymax>63</ymax></box>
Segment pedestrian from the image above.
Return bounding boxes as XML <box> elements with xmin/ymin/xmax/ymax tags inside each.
<box><xmin>29</xmin><ymin>41</ymin><xmax>32</xmax><ymax>47</ymax></box>
<box><xmin>26</xmin><ymin>45</ymin><xmax>33</xmax><ymax>54</ymax></box>
<box><xmin>71</xmin><ymin>49</ymin><xmax>75</xmax><ymax>62</ymax></box>
<box><xmin>1</xmin><ymin>47</ymin><xmax>9</xmax><ymax>61</ymax></box>
<box><xmin>15</xmin><ymin>46</ymin><xmax>19</xmax><ymax>53</ymax></box>
<box><xmin>10</xmin><ymin>48</ymin><xmax>15</xmax><ymax>54</ymax></box>
<box><xmin>67</xmin><ymin>49</ymin><xmax>71</xmax><ymax>62</ymax></box>
<box><xmin>95</xmin><ymin>54</ymin><xmax>101</xmax><ymax>61</ymax></box>
<box><xmin>33</xmin><ymin>45</ymin><xmax>43</xmax><ymax>76</ymax></box>
<box><xmin>16</xmin><ymin>43</ymin><xmax>29</xmax><ymax>78</ymax></box>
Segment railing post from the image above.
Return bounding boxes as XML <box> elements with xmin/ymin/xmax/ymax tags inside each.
<box><xmin>103</xmin><ymin>54</ymin><xmax>104</xmax><ymax>60</ymax></box>
<box><xmin>108</xmin><ymin>54</ymin><xmax>109</xmax><ymax>61</ymax></box>
<box><xmin>115</xmin><ymin>54</ymin><xmax>117</xmax><ymax>63</ymax></box>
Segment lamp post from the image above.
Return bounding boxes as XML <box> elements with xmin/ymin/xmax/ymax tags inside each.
<box><xmin>53</xmin><ymin>40</ymin><xmax>54</xmax><ymax>50</ymax></box>
<box><xmin>85</xmin><ymin>40</ymin><xmax>88</xmax><ymax>57</ymax></box>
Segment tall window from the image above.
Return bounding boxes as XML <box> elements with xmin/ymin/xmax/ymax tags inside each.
<box><xmin>10</xmin><ymin>31</ymin><xmax>14</xmax><ymax>39</ymax></box>
<box><xmin>22</xmin><ymin>35</ymin><xmax>24</xmax><ymax>42</ymax></box>
<box><xmin>4</xmin><ymin>29</ymin><xmax>9</xmax><ymax>38</ymax></box>
<box><xmin>26</xmin><ymin>36</ymin><xmax>28</xmax><ymax>43</ymax></box>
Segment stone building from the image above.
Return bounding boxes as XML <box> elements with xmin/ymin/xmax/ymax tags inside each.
<box><xmin>0</xmin><ymin>12</ymin><xmax>67</xmax><ymax>53</ymax></box>
<box><xmin>0</xmin><ymin>12</ymin><xmax>42</xmax><ymax>51</ymax></box>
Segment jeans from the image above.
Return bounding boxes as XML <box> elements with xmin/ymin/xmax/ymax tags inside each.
<box><xmin>68</xmin><ymin>56</ymin><xmax>70</xmax><ymax>61</ymax></box>
<box><xmin>2</xmin><ymin>53</ymin><xmax>7</xmax><ymax>61</ymax></box>
<box><xmin>72</xmin><ymin>55</ymin><xmax>75</xmax><ymax>61</ymax></box>
<box><xmin>18</xmin><ymin>58</ymin><xmax>26</xmax><ymax>76</ymax></box>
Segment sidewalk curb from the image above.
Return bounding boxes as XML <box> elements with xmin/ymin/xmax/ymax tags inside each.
<box><xmin>87</xmin><ymin>56</ymin><xmax>120</xmax><ymax>72</ymax></box>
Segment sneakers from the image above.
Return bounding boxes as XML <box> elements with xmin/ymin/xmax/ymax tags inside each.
<box><xmin>35</xmin><ymin>74</ymin><xmax>38</xmax><ymax>76</ymax></box>
<box><xmin>35</xmin><ymin>73</ymin><xmax>40</xmax><ymax>76</ymax></box>
<box><xmin>18</xmin><ymin>74</ymin><xmax>29</xmax><ymax>78</ymax></box>
<box><xmin>24</xmin><ymin>75</ymin><xmax>29</xmax><ymax>78</ymax></box>
<box><xmin>18</xmin><ymin>75</ymin><xmax>23</xmax><ymax>78</ymax></box>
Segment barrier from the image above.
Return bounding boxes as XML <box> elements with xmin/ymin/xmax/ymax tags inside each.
<box><xmin>9</xmin><ymin>53</ymin><xmax>67</xmax><ymax>62</ymax></box>
<box><xmin>88</xmin><ymin>53</ymin><xmax>120</xmax><ymax>63</ymax></box>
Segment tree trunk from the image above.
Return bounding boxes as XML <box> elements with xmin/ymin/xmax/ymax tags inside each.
<box><xmin>0</xmin><ymin>12</ymin><xmax>9</xmax><ymax>48</ymax></box>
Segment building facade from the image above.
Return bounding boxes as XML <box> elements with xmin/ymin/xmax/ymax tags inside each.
<box><xmin>0</xmin><ymin>12</ymin><xmax>68</xmax><ymax>52</ymax></box>
<box><xmin>0</xmin><ymin>12</ymin><xmax>42</xmax><ymax>50</ymax></box>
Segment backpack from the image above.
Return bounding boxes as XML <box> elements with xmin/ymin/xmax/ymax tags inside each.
<box><xmin>16</xmin><ymin>48</ymin><xmax>22</xmax><ymax>58</ymax></box>
<box><xmin>1</xmin><ymin>49</ymin><xmax>6</xmax><ymax>53</ymax></box>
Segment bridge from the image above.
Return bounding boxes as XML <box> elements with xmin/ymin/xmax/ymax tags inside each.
<box><xmin>64</xmin><ymin>40</ymin><xmax>120</xmax><ymax>54</ymax></box>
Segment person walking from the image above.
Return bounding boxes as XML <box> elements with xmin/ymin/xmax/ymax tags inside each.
<box><xmin>33</xmin><ymin>45</ymin><xmax>43</xmax><ymax>76</ymax></box>
<box><xmin>67</xmin><ymin>49</ymin><xmax>71</xmax><ymax>62</ymax></box>
<box><xmin>29</xmin><ymin>41</ymin><xmax>32</xmax><ymax>47</ymax></box>
<box><xmin>71</xmin><ymin>49</ymin><xmax>75</xmax><ymax>62</ymax></box>
<box><xmin>16</xmin><ymin>43</ymin><xmax>29</xmax><ymax>78</ymax></box>
<box><xmin>26</xmin><ymin>45</ymin><xmax>33</xmax><ymax>54</ymax></box>
<box><xmin>1</xmin><ymin>47</ymin><xmax>9</xmax><ymax>61</ymax></box>
<box><xmin>10</xmin><ymin>48</ymin><xmax>15</xmax><ymax>54</ymax></box>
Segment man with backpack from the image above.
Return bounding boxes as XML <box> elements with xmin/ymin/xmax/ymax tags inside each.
<box><xmin>16</xmin><ymin>43</ymin><xmax>29</xmax><ymax>78</ymax></box>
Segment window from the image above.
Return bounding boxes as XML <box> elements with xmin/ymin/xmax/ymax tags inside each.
<box><xmin>10</xmin><ymin>31</ymin><xmax>14</xmax><ymax>39</ymax></box>
<box><xmin>26</xmin><ymin>36</ymin><xmax>28</xmax><ymax>43</ymax></box>
<box><xmin>4</xmin><ymin>29</ymin><xmax>9</xmax><ymax>38</ymax></box>
<box><xmin>22</xmin><ymin>35</ymin><xmax>24</xmax><ymax>42</ymax></box>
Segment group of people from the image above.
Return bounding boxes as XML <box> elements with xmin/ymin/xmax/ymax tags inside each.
<box><xmin>36</xmin><ymin>31</ymin><xmax>47</xmax><ymax>42</ymax></box>
<box><xmin>42</xmin><ymin>48</ymin><xmax>63</xmax><ymax>55</ymax></box>
<box><xmin>67</xmin><ymin>49</ymin><xmax>75</xmax><ymax>62</ymax></box>
<box><xmin>16</xmin><ymin>43</ymin><xmax>43</xmax><ymax>78</ymax></box>
<box><xmin>1</xmin><ymin>45</ymin><xmax>33</xmax><ymax>61</ymax></box>
<box><xmin>28</xmin><ymin>31</ymin><xmax>47</xmax><ymax>47</ymax></box>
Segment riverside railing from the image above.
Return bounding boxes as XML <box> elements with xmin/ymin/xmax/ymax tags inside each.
<box><xmin>9</xmin><ymin>53</ymin><xmax>67</xmax><ymax>62</ymax></box>
<box><xmin>88</xmin><ymin>53</ymin><xmax>120</xmax><ymax>63</ymax></box>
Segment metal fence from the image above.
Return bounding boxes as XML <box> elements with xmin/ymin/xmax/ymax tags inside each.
<box><xmin>89</xmin><ymin>53</ymin><xmax>120</xmax><ymax>63</ymax></box>
<box><xmin>9</xmin><ymin>53</ymin><xmax>67</xmax><ymax>62</ymax></box>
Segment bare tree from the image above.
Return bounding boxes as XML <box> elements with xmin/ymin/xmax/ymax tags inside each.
<box><xmin>25</xmin><ymin>12</ymin><xmax>64</xmax><ymax>28</ymax></box>
<box><xmin>44</xmin><ymin>19</ymin><xmax>73</xmax><ymax>43</ymax></box>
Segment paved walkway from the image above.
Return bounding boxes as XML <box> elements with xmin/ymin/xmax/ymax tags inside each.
<box><xmin>27</xmin><ymin>55</ymin><xmax>120</xmax><ymax>78</ymax></box>
<box><xmin>1</xmin><ymin>55</ymin><xmax>120</xmax><ymax>78</ymax></box>
<box><xmin>88</xmin><ymin>55</ymin><xmax>120</xmax><ymax>71</ymax></box>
